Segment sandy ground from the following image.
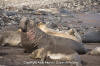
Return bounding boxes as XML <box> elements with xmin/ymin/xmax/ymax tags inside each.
<box><xmin>81</xmin><ymin>43</ymin><xmax>100</xmax><ymax>66</ymax></box>
<box><xmin>0</xmin><ymin>43</ymin><xmax>100</xmax><ymax>66</ymax></box>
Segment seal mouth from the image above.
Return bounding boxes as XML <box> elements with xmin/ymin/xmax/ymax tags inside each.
<box><xmin>27</xmin><ymin>29</ymin><xmax>35</xmax><ymax>41</ymax></box>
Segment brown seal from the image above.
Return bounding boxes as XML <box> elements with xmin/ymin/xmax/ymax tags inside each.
<box><xmin>0</xmin><ymin>30</ymin><xmax>21</xmax><ymax>47</ymax></box>
<box><xmin>19</xmin><ymin>18</ymin><xmax>87</xmax><ymax>54</ymax></box>
<box><xmin>82</xmin><ymin>29</ymin><xmax>100</xmax><ymax>43</ymax></box>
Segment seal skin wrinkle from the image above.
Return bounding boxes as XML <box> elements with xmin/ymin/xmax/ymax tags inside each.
<box><xmin>19</xmin><ymin>18</ymin><xmax>87</xmax><ymax>54</ymax></box>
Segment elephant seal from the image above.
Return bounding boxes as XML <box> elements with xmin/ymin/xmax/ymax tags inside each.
<box><xmin>88</xmin><ymin>47</ymin><xmax>100</xmax><ymax>55</ymax></box>
<box><xmin>20</xmin><ymin>18</ymin><xmax>38</xmax><ymax>53</ymax></box>
<box><xmin>31</xmin><ymin>47</ymin><xmax>82</xmax><ymax>66</ymax></box>
<box><xmin>19</xmin><ymin>17</ymin><xmax>80</xmax><ymax>42</ymax></box>
<box><xmin>19</xmin><ymin>18</ymin><xmax>87</xmax><ymax>54</ymax></box>
<box><xmin>0</xmin><ymin>30</ymin><xmax>21</xmax><ymax>47</ymax></box>
<box><xmin>30</xmin><ymin>41</ymin><xmax>83</xmax><ymax>66</ymax></box>
<box><xmin>37</xmin><ymin>22</ymin><xmax>80</xmax><ymax>42</ymax></box>
<box><xmin>82</xmin><ymin>29</ymin><xmax>100</xmax><ymax>43</ymax></box>
<box><xmin>19</xmin><ymin>17</ymin><xmax>28</xmax><ymax>32</ymax></box>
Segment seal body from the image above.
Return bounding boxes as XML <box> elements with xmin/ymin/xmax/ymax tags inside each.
<box><xmin>0</xmin><ymin>31</ymin><xmax>21</xmax><ymax>46</ymax></box>
<box><xmin>37</xmin><ymin>22</ymin><xmax>80</xmax><ymax>42</ymax></box>
<box><xmin>19</xmin><ymin>17</ymin><xmax>87</xmax><ymax>54</ymax></box>
<box><xmin>82</xmin><ymin>30</ymin><xmax>100</xmax><ymax>43</ymax></box>
<box><xmin>21</xmin><ymin>31</ymin><xmax>38</xmax><ymax>53</ymax></box>
<box><xmin>88</xmin><ymin>47</ymin><xmax>100</xmax><ymax>55</ymax></box>
<box><xmin>31</xmin><ymin>44</ymin><xmax>82</xmax><ymax>66</ymax></box>
<box><xmin>21</xmin><ymin>21</ymin><xmax>87</xmax><ymax>54</ymax></box>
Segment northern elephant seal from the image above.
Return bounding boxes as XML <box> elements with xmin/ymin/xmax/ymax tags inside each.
<box><xmin>19</xmin><ymin>17</ymin><xmax>28</xmax><ymax>32</ymax></box>
<box><xmin>82</xmin><ymin>30</ymin><xmax>100</xmax><ymax>43</ymax></box>
<box><xmin>37</xmin><ymin>22</ymin><xmax>80</xmax><ymax>42</ymax></box>
<box><xmin>19</xmin><ymin>18</ymin><xmax>87</xmax><ymax>54</ymax></box>
<box><xmin>30</xmin><ymin>43</ymin><xmax>83</xmax><ymax>66</ymax></box>
<box><xmin>19</xmin><ymin>17</ymin><xmax>80</xmax><ymax>42</ymax></box>
<box><xmin>0</xmin><ymin>30</ymin><xmax>21</xmax><ymax>47</ymax></box>
<box><xmin>31</xmin><ymin>47</ymin><xmax>82</xmax><ymax>66</ymax></box>
<box><xmin>88</xmin><ymin>47</ymin><xmax>100</xmax><ymax>55</ymax></box>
